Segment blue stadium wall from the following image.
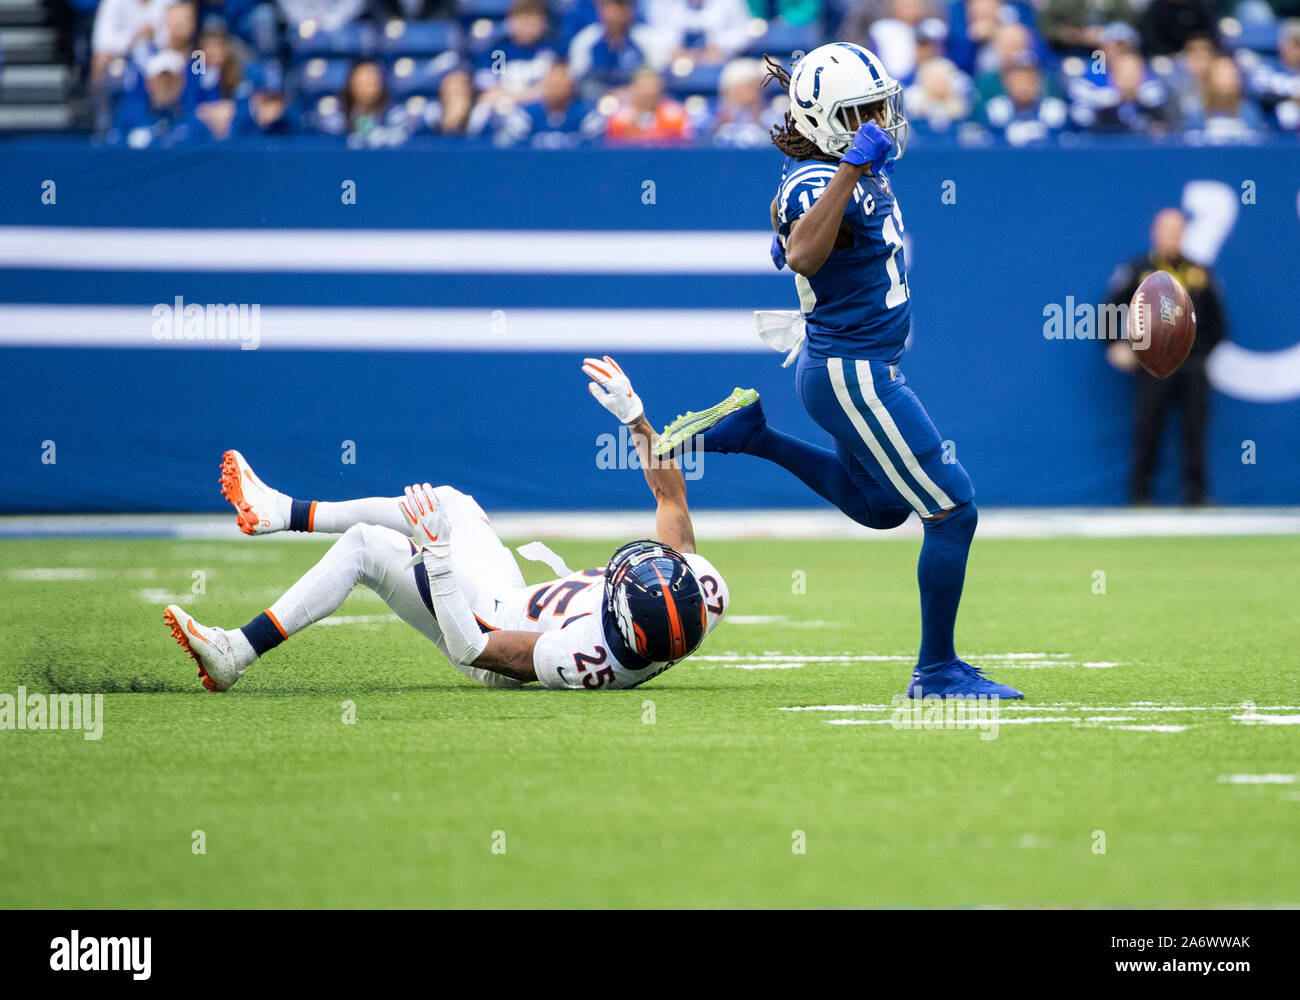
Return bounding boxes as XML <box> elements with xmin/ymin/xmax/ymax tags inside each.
<box><xmin>1</xmin><ymin>140</ymin><xmax>1297</xmax><ymax>513</ymax></box>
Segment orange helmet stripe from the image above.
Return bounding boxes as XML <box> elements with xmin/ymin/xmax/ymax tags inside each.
<box><xmin>649</xmin><ymin>562</ymin><xmax>685</xmax><ymax>659</ymax></box>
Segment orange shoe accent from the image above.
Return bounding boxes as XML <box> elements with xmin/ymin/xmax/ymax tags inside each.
<box><xmin>264</xmin><ymin>608</ymin><xmax>288</xmax><ymax>640</ymax></box>
<box><xmin>186</xmin><ymin>618</ymin><xmax>212</xmax><ymax>647</ymax></box>
<box><xmin>219</xmin><ymin>450</ymin><xmax>259</xmax><ymax>535</ymax></box>
<box><xmin>307</xmin><ymin>500</ymin><xmax>317</xmax><ymax>533</ymax></box>
<box><xmin>164</xmin><ymin>607</ymin><xmax>219</xmax><ymax>692</ymax></box>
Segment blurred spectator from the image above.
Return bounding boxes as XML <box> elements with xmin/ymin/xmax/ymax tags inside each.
<box><xmin>186</xmin><ymin>20</ymin><xmax>243</xmax><ymax>106</ymax></box>
<box><xmin>160</xmin><ymin>0</ymin><xmax>198</xmax><ymax>56</ymax></box>
<box><xmin>1065</xmin><ymin>20</ymin><xmax>1140</xmax><ymax>117</ymax></box>
<box><xmin>1138</xmin><ymin>0</ymin><xmax>1218</xmax><ymax>57</ymax></box>
<box><xmin>868</xmin><ymin>0</ymin><xmax>932</xmax><ymax>82</ymax></box>
<box><xmin>570</xmin><ymin>0</ymin><xmax>664</xmax><ymax>92</ymax></box>
<box><xmin>839</xmin><ymin>0</ymin><xmax>892</xmax><ymax>49</ymax></box>
<box><xmin>233</xmin><ymin>65</ymin><xmax>300</xmax><ymax>136</ymax></box>
<box><xmin>905</xmin><ymin>55</ymin><xmax>972</xmax><ymax>134</ymax></box>
<box><xmin>427</xmin><ymin>68</ymin><xmax>487</xmax><ymax>136</ymax></box>
<box><xmin>974</xmin><ymin>20</ymin><xmax>1035</xmax><ymax>101</ymax></box>
<box><xmin>1187</xmin><ymin>54</ymin><xmax>1265</xmax><ymax>140</ymax></box>
<box><xmin>555</xmin><ymin>0</ymin><xmax>600</xmax><ymax>48</ymax></box>
<box><xmin>979</xmin><ymin>53</ymin><xmax>1068</xmax><ymax>143</ymax></box>
<box><xmin>110</xmin><ymin>48</ymin><xmax>208</xmax><ymax>146</ymax></box>
<box><xmin>189</xmin><ymin>23</ymin><xmax>247</xmax><ymax>138</ymax></box>
<box><xmin>605</xmin><ymin>66</ymin><xmax>692</xmax><ymax>142</ymax></box>
<box><xmin>474</xmin><ymin>0</ymin><xmax>561</xmax><ymax>97</ymax></box>
<box><xmin>197</xmin><ymin>0</ymin><xmax>263</xmax><ymax>41</ymax></box>
<box><xmin>1164</xmin><ymin>30</ymin><xmax>1217</xmax><ymax>125</ymax></box>
<box><xmin>746</xmin><ymin>0</ymin><xmax>823</xmax><ymax>26</ymax></box>
<box><xmin>1039</xmin><ymin>0</ymin><xmax>1132</xmax><ymax>56</ymax></box>
<box><xmin>709</xmin><ymin>56</ymin><xmax>784</xmax><ymax>146</ymax></box>
<box><xmin>947</xmin><ymin>0</ymin><xmax>1040</xmax><ymax>77</ymax></box>
<box><xmin>1104</xmin><ymin>207</ymin><xmax>1226</xmax><ymax>505</ymax></box>
<box><xmin>496</xmin><ymin>59</ymin><xmax>605</xmax><ymax>146</ymax></box>
<box><xmin>91</xmin><ymin>0</ymin><xmax>172</xmax><ymax>82</ymax></box>
<box><xmin>1247</xmin><ymin>18</ymin><xmax>1300</xmax><ymax>130</ymax></box>
<box><xmin>647</xmin><ymin>0</ymin><xmax>752</xmax><ymax>66</ymax></box>
<box><xmin>276</xmin><ymin>0</ymin><xmax>367</xmax><ymax>33</ymax></box>
<box><xmin>908</xmin><ymin>17</ymin><xmax>950</xmax><ymax>83</ymax></box>
<box><xmin>1089</xmin><ymin>49</ymin><xmax>1172</xmax><ymax>132</ymax></box>
<box><xmin>306</xmin><ymin>58</ymin><xmax>400</xmax><ymax>143</ymax></box>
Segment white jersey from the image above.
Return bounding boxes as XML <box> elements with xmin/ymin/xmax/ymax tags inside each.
<box><xmin>486</xmin><ymin>553</ymin><xmax>728</xmax><ymax>690</ymax></box>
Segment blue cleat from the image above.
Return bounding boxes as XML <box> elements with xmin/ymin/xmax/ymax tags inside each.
<box><xmin>654</xmin><ymin>388</ymin><xmax>765</xmax><ymax>458</ymax></box>
<box><xmin>906</xmin><ymin>659</ymin><xmax>1024</xmax><ymax>700</ymax></box>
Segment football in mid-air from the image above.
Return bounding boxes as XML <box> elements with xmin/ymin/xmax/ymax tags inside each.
<box><xmin>1127</xmin><ymin>270</ymin><xmax>1197</xmax><ymax>378</ymax></box>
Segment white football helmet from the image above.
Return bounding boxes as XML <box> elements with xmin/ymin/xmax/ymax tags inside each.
<box><xmin>787</xmin><ymin>42</ymin><xmax>908</xmax><ymax>159</ymax></box>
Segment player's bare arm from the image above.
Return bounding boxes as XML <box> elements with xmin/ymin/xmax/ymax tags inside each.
<box><xmin>471</xmin><ymin>630</ymin><xmax>540</xmax><ymax>682</ymax></box>
<box><xmin>583</xmin><ymin>355</ymin><xmax>696</xmax><ymax>554</ymax></box>
<box><xmin>783</xmin><ymin>163</ymin><xmax>869</xmax><ymax>277</ymax></box>
<box><xmin>627</xmin><ymin>414</ymin><xmax>695</xmax><ymax>555</ymax></box>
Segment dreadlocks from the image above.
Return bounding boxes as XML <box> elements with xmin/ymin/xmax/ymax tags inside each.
<box><xmin>762</xmin><ymin>53</ymin><xmax>838</xmax><ymax>164</ymax></box>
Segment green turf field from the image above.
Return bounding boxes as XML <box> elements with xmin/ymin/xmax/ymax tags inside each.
<box><xmin>1</xmin><ymin>533</ymin><xmax>1297</xmax><ymax>908</ymax></box>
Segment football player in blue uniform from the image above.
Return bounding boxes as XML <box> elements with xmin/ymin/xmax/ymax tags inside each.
<box><xmin>657</xmin><ymin>42</ymin><xmax>1022</xmax><ymax>700</ymax></box>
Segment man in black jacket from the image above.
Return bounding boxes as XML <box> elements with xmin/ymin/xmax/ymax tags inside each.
<box><xmin>1105</xmin><ymin>207</ymin><xmax>1226</xmax><ymax>505</ymax></box>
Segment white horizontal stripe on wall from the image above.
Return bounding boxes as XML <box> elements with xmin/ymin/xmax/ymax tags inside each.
<box><xmin>0</xmin><ymin>305</ymin><xmax>773</xmax><ymax>351</ymax></box>
<box><xmin>0</xmin><ymin>227</ymin><xmax>775</xmax><ymax>274</ymax></box>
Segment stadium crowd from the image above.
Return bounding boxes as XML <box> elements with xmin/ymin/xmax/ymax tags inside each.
<box><xmin>78</xmin><ymin>0</ymin><xmax>1300</xmax><ymax>147</ymax></box>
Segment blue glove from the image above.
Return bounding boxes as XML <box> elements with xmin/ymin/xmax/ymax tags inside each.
<box><xmin>769</xmin><ymin>233</ymin><xmax>787</xmax><ymax>270</ymax></box>
<box><xmin>840</xmin><ymin>121</ymin><xmax>893</xmax><ymax>174</ymax></box>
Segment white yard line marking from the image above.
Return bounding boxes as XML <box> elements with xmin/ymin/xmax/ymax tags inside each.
<box><xmin>8</xmin><ymin>567</ymin><xmax>159</xmax><ymax>581</ymax></box>
<box><xmin>1234</xmin><ymin>714</ymin><xmax>1300</xmax><ymax>725</ymax></box>
<box><xmin>717</xmin><ymin>662</ymin><xmax>809</xmax><ymax>670</ymax></box>
<box><xmin>1218</xmin><ymin>774</ymin><xmax>1297</xmax><ymax>784</ymax></box>
<box><xmin>722</xmin><ymin>616</ymin><xmax>840</xmax><ymax>628</ymax></box>
<box><xmin>784</xmin><ymin>699</ymin><xmax>1298</xmax><ymax>737</ymax></box>
<box><xmin>695</xmin><ymin>653</ymin><xmax>914</xmax><ymax>662</ymax></box>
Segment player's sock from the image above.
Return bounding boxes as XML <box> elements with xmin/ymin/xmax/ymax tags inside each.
<box><xmin>232</xmin><ymin>616</ymin><xmax>274</xmax><ymax>661</ymax></box>
<box><xmin>916</xmin><ymin>501</ymin><xmax>977</xmax><ymax>666</ymax></box>
<box><xmin>293</xmin><ymin>497</ymin><xmax>407</xmax><ymax>533</ymax></box>
<box><xmin>747</xmin><ymin>427</ymin><xmax>907</xmax><ymax>529</ymax></box>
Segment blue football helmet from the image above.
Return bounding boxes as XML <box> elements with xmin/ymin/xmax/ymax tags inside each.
<box><xmin>603</xmin><ymin>540</ymin><xmax>708</xmax><ymax>664</ymax></box>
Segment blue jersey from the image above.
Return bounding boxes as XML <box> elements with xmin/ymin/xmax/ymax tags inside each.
<box><xmin>775</xmin><ymin>156</ymin><xmax>912</xmax><ymax>362</ymax></box>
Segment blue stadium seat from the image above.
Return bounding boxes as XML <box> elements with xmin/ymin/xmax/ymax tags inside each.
<box><xmin>377</xmin><ymin>19</ymin><xmax>462</xmax><ymax>57</ymax></box>
<box><xmin>456</xmin><ymin>0</ymin><xmax>514</xmax><ymax>23</ymax></box>
<box><xmin>743</xmin><ymin>21</ymin><xmax>821</xmax><ymax>61</ymax></box>
<box><xmin>387</xmin><ymin>52</ymin><xmax>463</xmax><ymax>97</ymax></box>
<box><xmin>289</xmin><ymin>21</ymin><xmax>376</xmax><ymax>59</ymax></box>
<box><xmin>295</xmin><ymin>57</ymin><xmax>355</xmax><ymax>97</ymax></box>
<box><xmin>244</xmin><ymin>60</ymin><xmax>286</xmax><ymax>93</ymax></box>
<box><xmin>664</xmin><ymin>62</ymin><xmax>725</xmax><ymax>98</ymax></box>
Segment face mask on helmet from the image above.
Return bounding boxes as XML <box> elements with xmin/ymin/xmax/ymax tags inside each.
<box><xmin>603</xmin><ymin>540</ymin><xmax>708</xmax><ymax>664</ymax></box>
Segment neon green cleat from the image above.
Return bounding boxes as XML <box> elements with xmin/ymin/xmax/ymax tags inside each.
<box><xmin>654</xmin><ymin>387</ymin><xmax>762</xmax><ymax>459</ymax></box>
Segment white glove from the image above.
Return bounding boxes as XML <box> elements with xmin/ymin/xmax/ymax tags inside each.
<box><xmin>399</xmin><ymin>483</ymin><xmax>451</xmax><ymax>572</ymax></box>
<box><xmin>583</xmin><ymin>355</ymin><xmax>645</xmax><ymax>425</ymax></box>
<box><xmin>754</xmin><ymin>310</ymin><xmax>806</xmax><ymax>368</ymax></box>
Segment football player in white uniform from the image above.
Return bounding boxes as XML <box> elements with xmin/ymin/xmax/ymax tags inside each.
<box><xmin>163</xmin><ymin>356</ymin><xmax>729</xmax><ymax>692</ymax></box>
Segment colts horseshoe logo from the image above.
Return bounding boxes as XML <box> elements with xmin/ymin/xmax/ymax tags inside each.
<box><xmin>794</xmin><ymin>65</ymin><xmax>823</xmax><ymax>110</ymax></box>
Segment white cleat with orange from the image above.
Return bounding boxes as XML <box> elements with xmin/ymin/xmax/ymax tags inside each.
<box><xmin>220</xmin><ymin>449</ymin><xmax>289</xmax><ymax>535</ymax></box>
<box><xmin>164</xmin><ymin>604</ymin><xmax>246</xmax><ymax>692</ymax></box>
